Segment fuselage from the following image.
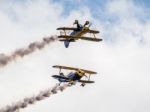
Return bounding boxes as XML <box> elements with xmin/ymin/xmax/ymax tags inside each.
<box><xmin>64</xmin><ymin>26</ymin><xmax>89</xmax><ymax>48</ymax></box>
<box><xmin>67</xmin><ymin>72</ymin><xmax>82</xmax><ymax>81</ymax></box>
<box><xmin>54</xmin><ymin>72</ymin><xmax>83</xmax><ymax>83</ymax></box>
<box><xmin>70</xmin><ymin>27</ymin><xmax>89</xmax><ymax>38</ymax></box>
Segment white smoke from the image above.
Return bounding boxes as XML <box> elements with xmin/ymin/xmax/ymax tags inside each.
<box><xmin>0</xmin><ymin>83</ymin><xmax>71</xmax><ymax>112</ymax></box>
<box><xmin>0</xmin><ymin>36</ymin><xmax>58</xmax><ymax>67</ymax></box>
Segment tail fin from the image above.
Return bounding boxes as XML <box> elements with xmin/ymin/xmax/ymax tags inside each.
<box><xmin>64</xmin><ymin>40</ymin><xmax>70</xmax><ymax>48</ymax></box>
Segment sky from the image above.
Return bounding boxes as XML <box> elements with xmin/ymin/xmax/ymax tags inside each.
<box><xmin>0</xmin><ymin>0</ymin><xmax>150</xmax><ymax>112</ymax></box>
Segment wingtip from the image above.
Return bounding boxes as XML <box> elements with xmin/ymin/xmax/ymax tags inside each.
<box><xmin>52</xmin><ymin>65</ymin><xmax>57</xmax><ymax>68</ymax></box>
<box><xmin>52</xmin><ymin>65</ymin><xmax>62</xmax><ymax>68</ymax></box>
<box><xmin>56</xmin><ymin>28</ymin><xmax>61</xmax><ymax>30</ymax></box>
<box><xmin>97</xmin><ymin>38</ymin><xmax>103</xmax><ymax>42</ymax></box>
<box><xmin>92</xmin><ymin>72</ymin><xmax>97</xmax><ymax>74</ymax></box>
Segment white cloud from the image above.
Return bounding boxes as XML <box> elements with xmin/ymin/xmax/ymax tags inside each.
<box><xmin>102</xmin><ymin>0</ymin><xmax>150</xmax><ymax>46</ymax></box>
<box><xmin>0</xmin><ymin>0</ymin><xmax>150</xmax><ymax>112</ymax></box>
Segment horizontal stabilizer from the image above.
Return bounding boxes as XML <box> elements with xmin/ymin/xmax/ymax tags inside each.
<box><xmin>58</xmin><ymin>35</ymin><xmax>102</xmax><ymax>42</ymax></box>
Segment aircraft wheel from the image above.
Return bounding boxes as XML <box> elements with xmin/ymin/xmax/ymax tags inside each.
<box><xmin>81</xmin><ymin>83</ymin><xmax>85</xmax><ymax>87</ymax></box>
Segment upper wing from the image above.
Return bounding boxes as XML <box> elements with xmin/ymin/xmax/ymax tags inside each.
<box><xmin>53</xmin><ymin>65</ymin><xmax>97</xmax><ymax>74</ymax></box>
<box><xmin>78</xmin><ymin>80</ymin><xmax>95</xmax><ymax>83</ymax></box>
<box><xmin>57</xmin><ymin>27</ymin><xmax>77</xmax><ymax>30</ymax></box>
<box><xmin>88</xmin><ymin>30</ymin><xmax>100</xmax><ymax>34</ymax></box>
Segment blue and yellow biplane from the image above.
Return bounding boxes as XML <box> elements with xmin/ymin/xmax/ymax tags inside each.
<box><xmin>57</xmin><ymin>20</ymin><xmax>102</xmax><ymax>48</ymax></box>
<box><xmin>52</xmin><ymin>65</ymin><xmax>97</xmax><ymax>87</ymax></box>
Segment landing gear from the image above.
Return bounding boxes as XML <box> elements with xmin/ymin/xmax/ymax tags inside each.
<box><xmin>68</xmin><ymin>81</ymin><xmax>76</xmax><ymax>86</ymax></box>
<box><xmin>81</xmin><ymin>83</ymin><xmax>85</xmax><ymax>87</ymax></box>
<box><xmin>58</xmin><ymin>82</ymin><xmax>61</xmax><ymax>86</ymax></box>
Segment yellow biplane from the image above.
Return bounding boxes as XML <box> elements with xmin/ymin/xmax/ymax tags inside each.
<box><xmin>57</xmin><ymin>20</ymin><xmax>102</xmax><ymax>48</ymax></box>
<box><xmin>52</xmin><ymin>65</ymin><xmax>97</xmax><ymax>87</ymax></box>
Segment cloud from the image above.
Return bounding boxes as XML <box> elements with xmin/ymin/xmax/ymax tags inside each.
<box><xmin>100</xmin><ymin>0</ymin><xmax>150</xmax><ymax>45</ymax></box>
<box><xmin>0</xmin><ymin>0</ymin><xmax>150</xmax><ymax>112</ymax></box>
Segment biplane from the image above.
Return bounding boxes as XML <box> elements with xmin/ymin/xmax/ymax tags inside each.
<box><xmin>57</xmin><ymin>20</ymin><xmax>102</xmax><ymax>48</ymax></box>
<box><xmin>52</xmin><ymin>65</ymin><xmax>97</xmax><ymax>87</ymax></box>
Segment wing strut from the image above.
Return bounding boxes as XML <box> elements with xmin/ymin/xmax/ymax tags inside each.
<box><xmin>88</xmin><ymin>74</ymin><xmax>91</xmax><ymax>81</ymax></box>
<box><xmin>59</xmin><ymin>68</ymin><xmax>62</xmax><ymax>74</ymax></box>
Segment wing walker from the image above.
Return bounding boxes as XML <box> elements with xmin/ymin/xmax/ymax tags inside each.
<box><xmin>57</xmin><ymin>20</ymin><xmax>102</xmax><ymax>48</ymax></box>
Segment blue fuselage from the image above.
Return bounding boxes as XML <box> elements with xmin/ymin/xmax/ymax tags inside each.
<box><xmin>64</xmin><ymin>26</ymin><xmax>88</xmax><ymax>48</ymax></box>
<box><xmin>57</xmin><ymin>72</ymin><xmax>82</xmax><ymax>82</ymax></box>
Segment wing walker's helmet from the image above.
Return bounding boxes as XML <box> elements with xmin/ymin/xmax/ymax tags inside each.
<box><xmin>74</xmin><ymin>20</ymin><xmax>78</xmax><ymax>25</ymax></box>
<box><xmin>83</xmin><ymin>21</ymin><xmax>90</xmax><ymax>27</ymax></box>
<box><xmin>77</xmin><ymin>69</ymin><xmax>85</xmax><ymax>77</ymax></box>
<box><xmin>85</xmin><ymin>21</ymin><xmax>89</xmax><ymax>25</ymax></box>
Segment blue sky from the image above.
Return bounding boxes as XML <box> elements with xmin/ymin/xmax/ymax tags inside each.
<box><xmin>2</xmin><ymin>0</ymin><xmax>150</xmax><ymax>29</ymax></box>
<box><xmin>52</xmin><ymin>0</ymin><xmax>150</xmax><ymax>21</ymax></box>
<box><xmin>4</xmin><ymin>0</ymin><xmax>150</xmax><ymax>23</ymax></box>
<box><xmin>5</xmin><ymin>0</ymin><xmax>149</xmax><ymax>44</ymax></box>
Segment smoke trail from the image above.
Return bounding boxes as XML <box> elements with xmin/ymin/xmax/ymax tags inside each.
<box><xmin>0</xmin><ymin>35</ymin><xmax>58</xmax><ymax>67</ymax></box>
<box><xmin>0</xmin><ymin>83</ymin><xmax>71</xmax><ymax>112</ymax></box>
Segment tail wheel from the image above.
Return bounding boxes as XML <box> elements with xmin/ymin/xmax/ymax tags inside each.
<box><xmin>81</xmin><ymin>83</ymin><xmax>85</xmax><ymax>87</ymax></box>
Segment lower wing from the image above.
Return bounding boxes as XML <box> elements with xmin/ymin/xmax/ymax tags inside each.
<box><xmin>58</xmin><ymin>35</ymin><xmax>102</xmax><ymax>42</ymax></box>
<box><xmin>58</xmin><ymin>35</ymin><xmax>77</xmax><ymax>39</ymax></box>
<box><xmin>78</xmin><ymin>80</ymin><xmax>95</xmax><ymax>83</ymax></box>
<box><xmin>80</xmin><ymin>37</ymin><xmax>102</xmax><ymax>42</ymax></box>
